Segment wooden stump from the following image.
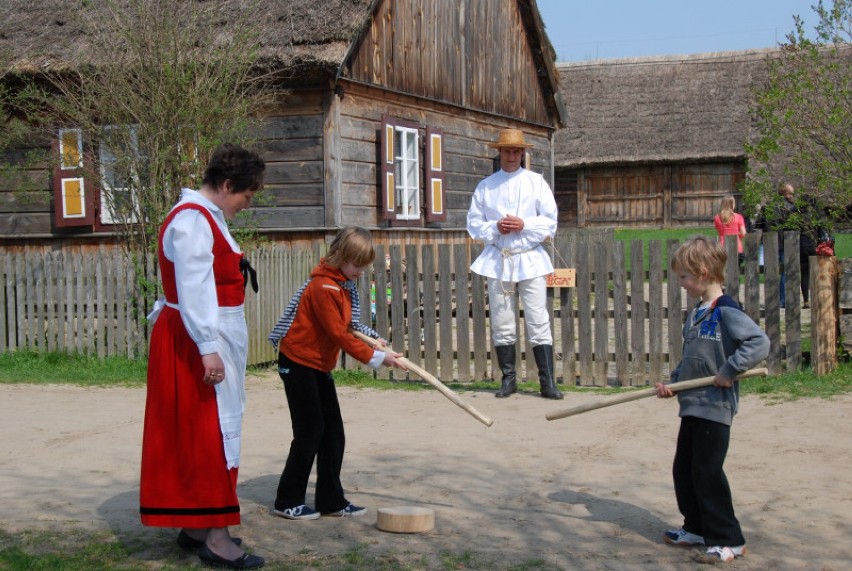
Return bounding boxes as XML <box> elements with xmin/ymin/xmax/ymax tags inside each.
<box><xmin>376</xmin><ymin>506</ymin><xmax>435</xmax><ymax>534</ymax></box>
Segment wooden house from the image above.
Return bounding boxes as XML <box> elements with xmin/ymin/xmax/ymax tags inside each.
<box><xmin>552</xmin><ymin>49</ymin><xmax>776</xmax><ymax>228</ymax></box>
<box><xmin>0</xmin><ymin>0</ymin><xmax>565</xmax><ymax>250</ymax></box>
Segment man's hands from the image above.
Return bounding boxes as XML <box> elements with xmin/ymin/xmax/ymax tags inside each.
<box><xmin>497</xmin><ymin>215</ymin><xmax>524</xmax><ymax>234</ymax></box>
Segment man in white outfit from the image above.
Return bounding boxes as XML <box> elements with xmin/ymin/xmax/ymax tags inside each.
<box><xmin>466</xmin><ymin>129</ymin><xmax>562</xmax><ymax>400</ymax></box>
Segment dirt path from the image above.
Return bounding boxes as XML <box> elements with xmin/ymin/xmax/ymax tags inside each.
<box><xmin>1</xmin><ymin>375</ymin><xmax>849</xmax><ymax>570</ymax></box>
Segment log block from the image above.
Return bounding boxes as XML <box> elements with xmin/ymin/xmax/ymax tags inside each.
<box><xmin>376</xmin><ymin>506</ymin><xmax>435</xmax><ymax>534</ymax></box>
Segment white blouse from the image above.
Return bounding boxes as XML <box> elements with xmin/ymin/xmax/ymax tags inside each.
<box><xmin>161</xmin><ymin>188</ymin><xmax>241</xmax><ymax>355</ymax></box>
<box><xmin>466</xmin><ymin>168</ymin><xmax>557</xmax><ymax>281</ymax></box>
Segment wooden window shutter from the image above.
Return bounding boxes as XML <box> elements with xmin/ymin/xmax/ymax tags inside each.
<box><xmin>379</xmin><ymin>115</ymin><xmax>397</xmax><ymax>220</ymax></box>
<box><xmin>424</xmin><ymin>126</ymin><xmax>446</xmax><ymax>222</ymax></box>
<box><xmin>52</xmin><ymin>128</ymin><xmax>94</xmax><ymax>227</ymax></box>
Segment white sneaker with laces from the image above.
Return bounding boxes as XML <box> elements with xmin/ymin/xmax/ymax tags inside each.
<box><xmin>704</xmin><ymin>545</ymin><xmax>746</xmax><ymax>562</ymax></box>
<box><xmin>664</xmin><ymin>528</ymin><xmax>705</xmax><ymax>546</ymax></box>
<box><xmin>271</xmin><ymin>504</ymin><xmax>321</xmax><ymax>520</ymax></box>
<box><xmin>325</xmin><ymin>503</ymin><xmax>367</xmax><ymax>517</ymax></box>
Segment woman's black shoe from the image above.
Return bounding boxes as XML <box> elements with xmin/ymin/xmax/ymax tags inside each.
<box><xmin>176</xmin><ymin>530</ymin><xmax>242</xmax><ymax>550</ymax></box>
<box><xmin>198</xmin><ymin>545</ymin><xmax>264</xmax><ymax>569</ymax></box>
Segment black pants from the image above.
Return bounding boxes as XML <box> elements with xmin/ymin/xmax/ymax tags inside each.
<box><xmin>275</xmin><ymin>352</ymin><xmax>348</xmax><ymax>513</ymax></box>
<box><xmin>672</xmin><ymin>416</ymin><xmax>745</xmax><ymax>547</ymax></box>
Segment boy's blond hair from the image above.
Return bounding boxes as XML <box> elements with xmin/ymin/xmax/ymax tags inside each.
<box><xmin>671</xmin><ymin>236</ymin><xmax>727</xmax><ymax>284</ymax></box>
<box><xmin>325</xmin><ymin>226</ymin><xmax>376</xmax><ymax>268</ymax></box>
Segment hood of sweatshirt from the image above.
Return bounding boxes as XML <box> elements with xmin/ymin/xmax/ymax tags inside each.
<box><xmin>310</xmin><ymin>260</ymin><xmax>347</xmax><ymax>283</ymax></box>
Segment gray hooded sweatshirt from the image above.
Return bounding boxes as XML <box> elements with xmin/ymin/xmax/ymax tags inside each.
<box><xmin>671</xmin><ymin>295</ymin><xmax>770</xmax><ymax>426</ymax></box>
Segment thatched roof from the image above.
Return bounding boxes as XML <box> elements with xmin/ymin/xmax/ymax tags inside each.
<box><xmin>0</xmin><ymin>0</ymin><xmax>373</xmax><ymax>79</ymax></box>
<box><xmin>553</xmin><ymin>48</ymin><xmax>779</xmax><ymax>168</ymax></box>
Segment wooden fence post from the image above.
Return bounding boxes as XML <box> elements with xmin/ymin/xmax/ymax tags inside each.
<box><xmin>811</xmin><ymin>256</ymin><xmax>838</xmax><ymax>375</ymax></box>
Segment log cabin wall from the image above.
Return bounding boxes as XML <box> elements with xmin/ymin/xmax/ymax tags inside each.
<box><xmin>0</xmin><ymin>133</ymin><xmax>52</xmax><ymax>237</ymax></box>
<box><xmin>557</xmin><ymin>161</ymin><xmax>745</xmax><ymax>228</ymax></box>
<box><xmin>345</xmin><ymin>0</ymin><xmax>553</xmax><ymax>127</ymax></box>
<box><xmin>254</xmin><ymin>91</ymin><xmax>327</xmax><ymax>230</ymax></box>
<box><xmin>331</xmin><ymin>81</ymin><xmax>553</xmax><ymax>231</ymax></box>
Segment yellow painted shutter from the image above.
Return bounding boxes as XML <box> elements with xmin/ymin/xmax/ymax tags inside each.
<box><xmin>425</xmin><ymin>126</ymin><xmax>446</xmax><ymax>222</ymax></box>
<box><xmin>380</xmin><ymin>115</ymin><xmax>397</xmax><ymax>220</ymax></box>
<box><xmin>52</xmin><ymin>129</ymin><xmax>94</xmax><ymax>227</ymax></box>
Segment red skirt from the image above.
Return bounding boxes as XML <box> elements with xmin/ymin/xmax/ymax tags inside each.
<box><xmin>140</xmin><ymin>307</ymin><xmax>240</xmax><ymax>528</ymax></box>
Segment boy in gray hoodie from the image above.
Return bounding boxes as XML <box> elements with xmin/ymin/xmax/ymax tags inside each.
<box><xmin>656</xmin><ymin>236</ymin><xmax>769</xmax><ymax>563</ymax></box>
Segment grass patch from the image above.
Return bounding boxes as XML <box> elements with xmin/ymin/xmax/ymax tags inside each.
<box><xmin>0</xmin><ymin>351</ymin><xmax>147</xmax><ymax>387</ymax></box>
<box><xmin>740</xmin><ymin>360</ymin><xmax>852</xmax><ymax>402</ymax></box>
<box><xmin>614</xmin><ymin>227</ymin><xmax>852</xmax><ymax>273</ymax></box>
<box><xmin>0</xmin><ymin>528</ymin><xmax>561</xmax><ymax>570</ymax></box>
<box><xmin>3</xmin><ymin>352</ymin><xmax>850</xmax><ymax>402</ymax></box>
<box><xmin>614</xmin><ymin>227</ymin><xmax>715</xmax><ymax>273</ymax></box>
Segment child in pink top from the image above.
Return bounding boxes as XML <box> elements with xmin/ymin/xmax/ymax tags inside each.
<box><xmin>713</xmin><ymin>195</ymin><xmax>746</xmax><ymax>254</ymax></box>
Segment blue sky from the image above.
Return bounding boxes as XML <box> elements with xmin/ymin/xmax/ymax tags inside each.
<box><xmin>537</xmin><ymin>0</ymin><xmax>819</xmax><ymax>62</ymax></box>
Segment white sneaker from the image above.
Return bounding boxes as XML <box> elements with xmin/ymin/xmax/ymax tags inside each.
<box><xmin>664</xmin><ymin>528</ymin><xmax>705</xmax><ymax>546</ymax></box>
<box><xmin>704</xmin><ymin>545</ymin><xmax>746</xmax><ymax>562</ymax></box>
<box><xmin>324</xmin><ymin>503</ymin><xmax>367</xmax><ymax>517</ymax></box>
<box><xmin>272</xmin><ymin>504</ymin><xmax>321</xmax><ymax>520</ymax></box>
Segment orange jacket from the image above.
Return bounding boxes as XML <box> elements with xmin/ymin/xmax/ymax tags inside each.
<box><xmin>279</xmin><ymin>262</ymin><xmax>375</xmax><ymax>372</ymax></box>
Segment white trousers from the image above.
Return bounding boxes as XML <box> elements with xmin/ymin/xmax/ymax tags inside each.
<box><xmin>487</xmin><ymin>276</ymin><xmax>552</xmax><ymax>347</ymax></box>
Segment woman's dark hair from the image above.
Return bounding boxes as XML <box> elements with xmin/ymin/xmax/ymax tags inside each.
<box><xmin>202</xmin><ymin>143</ymin><xmax>265</xmax><ymax>193</ymax></box>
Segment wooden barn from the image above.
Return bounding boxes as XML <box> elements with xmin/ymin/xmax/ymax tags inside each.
<box><xmin>0</xmin><ymin>0</ymin><xmax>565</xmax><ymax>250</ymax></box>
<box><xmin>552</xmin><ymin>49</ymin><xmax>776</xmax><ymax>228</ymax></box>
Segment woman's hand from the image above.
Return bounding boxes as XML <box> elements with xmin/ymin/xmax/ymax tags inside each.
<box><xmin>201</xmin><ymin>352</ymin><xmax>226</xmax><ymax>385</ymax></box>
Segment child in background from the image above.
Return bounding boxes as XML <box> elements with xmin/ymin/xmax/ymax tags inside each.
<box><xmin>267</xmin><ymin>227</ymin><xmax>406</xmax><ymax>521</ymax></box>
<box><xmin>656</xmin><ymin>236</ymin><xmax>769</xmax><ymax>563</ymax></box>
<box><xmin>713</xmin><ymin>194</ymin><xmax>746</xmax><ymax>259</ymax></box>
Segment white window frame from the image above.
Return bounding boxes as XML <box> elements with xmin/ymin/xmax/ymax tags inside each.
<box><xmin>393</xmin><ymin>125</ymin><xmax>420</xmax><ymax>220</ymax></box>
<box><xmin>99</xmin><ymin>125</ymin><xmax>140</xmax><ymax>225</ymax></box>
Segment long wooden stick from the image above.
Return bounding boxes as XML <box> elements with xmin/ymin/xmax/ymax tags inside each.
<box><xmin>352</xmin><ymin>331</ymin><xmax>494</xmax><ymax>427</ymax></box>
<box><xmin>545</xmin><ymin>368</ymin><xmax>769</xmax><ymax>421</ymax></box>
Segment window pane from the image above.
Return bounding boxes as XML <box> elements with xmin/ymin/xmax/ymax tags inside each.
<box><xmin>393</xmin><ymin>126</ymin><xmax>419</xmax><ymax>220</ymax></box>
<box><xmin>403</xmin><ymin>131</ymin><xmax>416</xmax><ymax>159</ymax></box>
<box><xmin>99</xmin><ymin>125</ymin><xmax>139</xmax><ymax>224</ymax></box>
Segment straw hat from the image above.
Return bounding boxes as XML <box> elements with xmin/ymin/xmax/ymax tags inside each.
<box><xmin>487</xmin><ymin>128</ymin><xmax>533</xmax><ymax>149</ymax></box>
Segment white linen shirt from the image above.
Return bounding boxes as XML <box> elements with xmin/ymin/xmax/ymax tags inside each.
<box><xmin>466</xmin><ymin>168</ymin><xmax>557</xmax><ymax>281</ymax></box>
<box><xmin>161</xmin><ymin>188</ymin><xmax>242</xmax><ymax>355</ymax></box>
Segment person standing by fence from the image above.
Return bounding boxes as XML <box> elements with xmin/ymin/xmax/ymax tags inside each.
<box><xmin>759</xmin><ymin>183</ymin><xmax>820</xmax><ymax>309</ymax></box>
<box><xmin>140</xmin><ymin>144</ymin><xmax>266</xmax><ymax>569</ymax></box>
<box><xmin>713</xmin><ymin>195</ymin><xmax>746</xmax><ymax>262</ymax></box>
<box><xmin>466</xmin><ymin>128</ymin><xmax>562</xmax><ymax>400</ymax></box>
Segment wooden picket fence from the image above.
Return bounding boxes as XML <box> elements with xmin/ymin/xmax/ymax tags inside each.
<box><xmin>0</xmin><ymin>230</ymin><xmax>834</xmax><ymax>385</ymax></box>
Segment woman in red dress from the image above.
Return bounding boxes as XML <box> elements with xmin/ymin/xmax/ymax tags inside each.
<box><xmin>140</xmin><ymin>144</ymin><xmax>265</xmax><ymax>569</ymax></box>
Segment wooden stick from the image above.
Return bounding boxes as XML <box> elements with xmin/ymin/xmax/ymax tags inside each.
<box><xmin>352</xmin><ymin>331</ymin><xmax>494</xmax><ymax>427</ymax></box>
<box><xmin>545</xmin><ymin>368</ymin><xmax>769</xmax><ymax>421</ymax></box>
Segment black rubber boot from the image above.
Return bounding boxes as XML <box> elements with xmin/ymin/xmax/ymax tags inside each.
<box><xmin>494</xmin><ymin>345</ymin><xmax>517</xmax><ymax>398</ymax></box>
<box><xmin>533</xmin><ymin>345</ymin><xmax>563</xmax><ymax>400</ymax></box>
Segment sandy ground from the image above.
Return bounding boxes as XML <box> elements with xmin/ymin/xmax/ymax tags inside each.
<box><xmin>1</xmin><ymin>373</ymin><xmax>850</xmax><ymax>570</ymax></box>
